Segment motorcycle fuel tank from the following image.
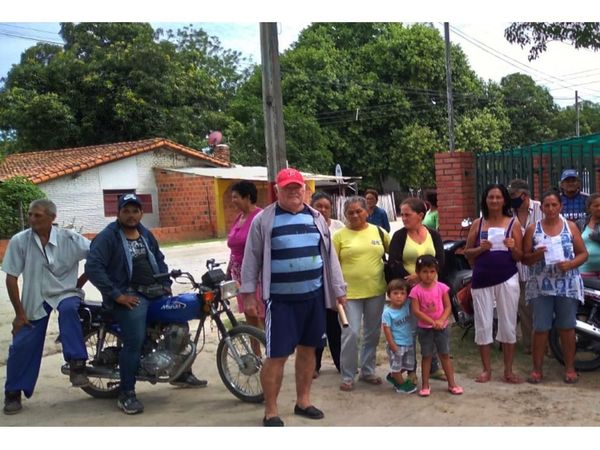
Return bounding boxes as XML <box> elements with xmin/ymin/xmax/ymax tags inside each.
<box><xmin>147</xmin><ymin>293</ymin><xmax>202</xmax><ymax>323</ymax></box>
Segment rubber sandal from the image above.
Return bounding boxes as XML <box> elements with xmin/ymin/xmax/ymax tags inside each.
<box><xmin>564</xmin><ymin>371</ymin><xmax>579</xmax><ymax>384</ymax></box>
<box><xmin>448</xmin><ymin>385</ymin><xmax>464</xmax><ymax>395</ymax></box>
<box><xmin>527</xmin><ymin>371</ymin><xmax>543</xmax><ymax>384</ymax></box>
<box><xmin>339</xmin><ymin>381</ymin><xmax>354</xmax><ymax>392</ymax></box>
<box><xmin>359</xmin><ymin>375</ymin><xmax>382</xmax><ymax>385</ymax></box>
<box><xmin>418</xmin><ymin>387</ymin><xmax>430</xmax><ymax>397</ymax></box>
<box><xmin>474</xmin><ymin>372</ymin><xmax>491</xmax><ymax>383</ymax></box>
<box><xmin>501</xmin><ymin>374</ymin><xmax>524</xmax><ymax>384</ymax></box>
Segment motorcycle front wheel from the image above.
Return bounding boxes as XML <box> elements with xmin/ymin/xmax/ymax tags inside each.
<box><xmin>549</xmin><ymin>325</ymin><xmax>600</xmax><ymax>372</ymax></box>
<box><xmin>216</xmin><ymin>325</ymin><xmax>265</xmax><ymax>403</ymax></box>
<box><xmin>81</xmin><ymin>329</ymin><xmax>122</xmax><ymax>398</ymax></box>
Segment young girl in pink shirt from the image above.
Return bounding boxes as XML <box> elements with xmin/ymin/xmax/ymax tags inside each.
<box><xmin>410</xmin><ymin>255</ymin><xmax>463</xmax><ymax>397</ymax></box>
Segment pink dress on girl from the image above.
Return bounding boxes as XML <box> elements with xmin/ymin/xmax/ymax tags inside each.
<box><xmin>227</xmin><ymin>207</ymin><xmax>265</xmax><ymax>318</ymax></box>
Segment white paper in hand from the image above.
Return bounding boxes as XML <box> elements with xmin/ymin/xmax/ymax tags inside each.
<box><xmin>542</xmin><ymin>235</ymin><xmax>564</xmax><ymax>265</ymax></box>
<box><xmin>487</xmin><ymin>227</ymin><xmax>507</xmax><ymax>251</ymax></box>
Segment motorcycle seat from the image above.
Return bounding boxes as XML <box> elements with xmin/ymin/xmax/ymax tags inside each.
<box><xmin>440</xmin><ymin>269</ymin><xmax>472</xmax><ymax>294</ymax></box>
<box><xmin>583</xmin><ymin>277</ymin><xmax>600</xmax><ymax>291</ymax></box>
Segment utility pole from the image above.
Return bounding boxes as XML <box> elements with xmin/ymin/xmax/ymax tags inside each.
<box><xmin>444</xmin><ymin>22</ymin><xmax>455</xmax><ymax>152</ymax></box>
<box><xmin>260</xmin><ymin>22</ymin><xmax>287</xmax><ymax>198</ymax></box>
<box><xmin>575</xmin><ymin>90</ymin><xmax>580</xmax><ymax>137</ymax></box>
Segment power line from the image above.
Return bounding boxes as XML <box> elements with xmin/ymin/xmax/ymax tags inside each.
<box><xmin>0</xmin><ymin>23</ymin><xmax>61</xmax><ymax>36</ymax></box>
<box><xmin>0</xmin><ymin>30</ymin><xmax>62</xmax><ymax>45</ymax></box>
<box><xmin>449</xmin><ymin>24</ymin><xmax>600</xmax><ymax>98</ymax></box>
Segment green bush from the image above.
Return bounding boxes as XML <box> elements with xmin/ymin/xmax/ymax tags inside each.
<box><xmin>0</xmin><ymin>177</ymin><xmax>46</xmax><ymax>239</ymax></box>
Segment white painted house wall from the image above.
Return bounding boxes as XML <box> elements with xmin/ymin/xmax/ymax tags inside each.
<box><xmin>39</xmin><ymin>148</ymin><xmax>214</xmax><ymax>233</ymax></box>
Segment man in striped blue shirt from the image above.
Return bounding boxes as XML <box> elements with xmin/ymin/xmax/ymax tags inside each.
<box><xmin>240</xmin><ymin>168</ymin><xmax>347</xmax><ymax>427</ymax></box>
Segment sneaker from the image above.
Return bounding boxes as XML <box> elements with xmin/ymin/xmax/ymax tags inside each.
<box><xmin>3</xmin><ymin>391</ymin><xmax>22</xmax><ymax>415</ymax></box>
<box><xmin>169</xmin><ymin>372</ymin><xmax>208</xmax><ymax>388</ymax></box>
<box><xmin>69</xmin><ymin>360</ymin><xmax>89</xmax><ymax>388</ymax></box>
<box><xmin>395</xmin><ymin>380</ymin><xmax>417</xmax><ymax>394</ymax></box>
<box><xmin>386</xmin><ymin>372</ymin><xmax>402</xmax><ymax>389</ymax></box>
<box><xmin>117</xmin><ymin>391</ymin><xmax>144</xmax><ymax>415</ymax></box>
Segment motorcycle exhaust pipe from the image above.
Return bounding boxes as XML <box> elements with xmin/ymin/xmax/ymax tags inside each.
<box><xmin>575</xmin><ymin>319</ymin><xmax>600</xmax><ymax>339</ymax></box>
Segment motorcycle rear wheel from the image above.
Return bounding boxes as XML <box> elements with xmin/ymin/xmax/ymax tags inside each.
<box><xmin>216</xmin><ymin>325</ymin><xmax>265</xmax><ymax>403</ymax></box>
<box><xmin>81</xmin><ymin>329</ymin><xmax>122</xmax><ymax>398</ymax></box>
<box><xmin>549</xmin><ymin>326</ymin><xmax>600</xmax><ymax>372</ymax></box>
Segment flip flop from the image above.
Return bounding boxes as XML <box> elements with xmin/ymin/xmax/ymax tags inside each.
<box><xmin>501</xmin><ymin>374</ymin><xmax>524</xmax><ymax>384</ymax></box>
<box><xmin>527</xmin><ymin>371</ymin><xmax>543</xmax><ymax>384</ymax></box>
<box><xmin>564</xmin><ymin>371</ymin><xmax>579</xmax><ymax>384</ymax></box>
<box><xmin>474</xmin><ymin>372</ymin><xmax>491</xmax><ymax>383</ymax></box>
<box><xmin>339</xmin><ymin>381</ymin><xmax>354</xmax><ymax>392</ymax></box>
<box><xmin>359</xmin><ymin>375</ymin><xmax>382</xmax><ymax>385</ymax></box>
<box><xmin>418</xmin><ymin>387</ymin><xmax>431</xmax><ymax>397</ymax></box>
<box><xmin>448</xmin><ymin>385</ymin><xmax>464</xmax><ymax>395</ymax></box>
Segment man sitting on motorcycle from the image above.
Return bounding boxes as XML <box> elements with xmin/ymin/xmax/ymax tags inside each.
<box><xmin>85</xmin><ymin>193</ymin><xmax>206</xmax><ymax>415</ymax></box>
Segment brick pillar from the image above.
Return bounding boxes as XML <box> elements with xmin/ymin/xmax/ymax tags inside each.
<box><xmin>213</xmin><ymin>144</ymin><xmax>230</xmax><ymax>164</ymax></box>
<box><xmin>435</xmin><ymin>151</ymin><xmax>477</xmax><ymax>241</ymax></box>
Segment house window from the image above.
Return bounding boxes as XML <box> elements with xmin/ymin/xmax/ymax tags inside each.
<box><xmin>103</xmin><ymin>190</ymin><xmax>153</xmax><ymax>217</ymax></box>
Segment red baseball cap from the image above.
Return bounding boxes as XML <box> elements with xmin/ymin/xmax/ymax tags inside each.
<box><xmin>276</xmin><ymin>168</ymin><xmax>305</xmax><ymax>187</ymax></box>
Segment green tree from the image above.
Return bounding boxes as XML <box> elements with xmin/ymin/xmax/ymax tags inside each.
<box><xmin>0</xmin><ymin>177</ymin><xmax>46</xmax><ymax>238</ymax></box>
<box><xmin>388</xmin><ymin>124</ymin><xmax>441</xmax><ymax>190</ymax></box>
<box><xmin>229</xmin><ymin>22</ymin><xmax>485</xmax><ymax>188</ymax></box>
<box><xmin>455</xmin><ymin>108</ymin><xmax>510</xmax><ymax>153</ymax></box>
<box><xmin>499</xmin><ymin>73</ymin><xmax>558</xmax><ymax>148</ymax></box>
<box><xmin>0</xmin><ymin>22</ymin><xmax>248</xmax><ymax>153</ymax></box>
<box><xmin>505</xmin><ymin>22</ymin><xmax>600</xmax><ymax>61</ymax></box>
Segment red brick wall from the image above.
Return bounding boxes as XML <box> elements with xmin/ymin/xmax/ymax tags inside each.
<box><xmin>154</xmin><ymin>169</ymin><xmax>217</xmax><ymax>239</ymax></box>
<box><xmin>435</xmin><ymin>151</ymin><xmax>477</xmax><ymax>241</ymax></box>
<box><xmin>222</xmin><ymin>182</ymin><xmax>271</xmax><ymax>233</ymax></box>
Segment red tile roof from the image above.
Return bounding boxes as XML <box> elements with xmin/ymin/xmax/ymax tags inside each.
<box><xmin>0</xmin><ymin>138</ymin><xmax>229</xmax><ymax>184</ymax></box>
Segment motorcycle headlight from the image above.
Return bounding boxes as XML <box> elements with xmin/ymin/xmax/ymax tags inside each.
<box><xmin>220</xmin><ymin>280</ymin><xmax>238</xmax><ymax>300</ymax></box>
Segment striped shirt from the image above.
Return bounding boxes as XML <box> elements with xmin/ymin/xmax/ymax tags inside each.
<box><xmin>270</xmin><ymin>205</ymin><xmax>323</xmax><ymax>302</ymax></box>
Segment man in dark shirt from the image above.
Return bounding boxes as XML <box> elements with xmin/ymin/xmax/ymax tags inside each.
<box><xmin>560</xmin><ymin>169</ymin><xmax>588</xmax><ymax>221</ymax></box>
<box><xmin>85</xmin><ymin>194</ymin><xmax>206</xmax><ymax>415</ymax></box>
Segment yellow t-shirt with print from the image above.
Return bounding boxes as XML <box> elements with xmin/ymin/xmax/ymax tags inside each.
<box><xmin>333</xmin><ymin>224</ymin><xmax>390</xmax><ymax>300</ymax></box>
<box><xmin>402</xmin><ymin>232</ymin><xmax>435</xmax><ymax>275</ymax></box>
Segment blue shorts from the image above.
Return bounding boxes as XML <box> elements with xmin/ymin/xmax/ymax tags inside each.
<box><xmin>265</xmin><ymin>290</ymin><xmax>326</xmax><ymax>358</ymax></box>
<box><xmin>417</xmin><ymin>327</ymin><xmax>450</xmax><ymax>357</ymax></box>
<box><xmin>531</xmin><ymin>296</ymin><xmax>579</xmax><ymax>331</ymax></box>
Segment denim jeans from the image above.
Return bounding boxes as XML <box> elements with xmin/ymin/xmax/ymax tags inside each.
<box><xmin>113</xmin><ymin>295</ymin><xmax>149</xmax><ymax>392</ymax></box>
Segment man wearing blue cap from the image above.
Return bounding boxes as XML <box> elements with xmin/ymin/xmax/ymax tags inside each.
<box><xmin>560</xmin><ymin>169</ymin><xmax>588</xmax><ymax>221</ymax></box>
<box><xmin>85</xmin><ymin>193</ymin><xmax>206</xmax><ymax>415</ymax></box>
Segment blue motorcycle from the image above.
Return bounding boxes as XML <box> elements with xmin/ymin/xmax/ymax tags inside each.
<box><xmin>62</xmin><ymin>259</ymin><xmax>265</xmax><ymax>403</ymax></box>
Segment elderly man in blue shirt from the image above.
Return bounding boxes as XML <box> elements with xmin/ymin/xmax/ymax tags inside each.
<box><xmin>3</xmin><ymin>199</ymin><xmax>90</xmax><ymax>415</ymax></box>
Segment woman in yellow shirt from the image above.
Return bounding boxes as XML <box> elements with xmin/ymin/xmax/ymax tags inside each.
<box><xmin>334</xmin><ymin>196</ymin><xmax>390</xmax><ymax>391</ymax></box>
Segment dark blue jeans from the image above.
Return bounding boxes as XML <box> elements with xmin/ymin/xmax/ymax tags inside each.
<box><xmin>112</xmin><ymin>295</ymin><xmax>149</xmax><ymax>392</ymax></box>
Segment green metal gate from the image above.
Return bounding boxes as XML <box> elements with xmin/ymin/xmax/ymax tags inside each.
<box><xmin>475</xmin><ymin>132</ymin><xmax>600</xmax><ymax>213</ymax></box>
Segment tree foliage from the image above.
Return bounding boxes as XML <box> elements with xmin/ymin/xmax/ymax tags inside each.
<box><xmin>230</xmin><ymin>23</ymin><xmax>483</xmax><ymax>188</ymax></box>
<box><xmin>0</xmin><ymin>22</ymin><xmax>249</xmax><ymax>153</ymax></box>
<box><xmin>0</xmin><ymin>177</ymin><xmax>47</xmax><ymax>238</ymax></box>
<box><xmin>505</xmin><ymin>22</ymin><xmax>600</xmax><ymax>61</ymax></box>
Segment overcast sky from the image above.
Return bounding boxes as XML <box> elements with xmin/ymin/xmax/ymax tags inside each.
<box><xmin>2</xmin><ymin>2</ymin><xmax>600</xmax><ymax>108</ymax></box>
